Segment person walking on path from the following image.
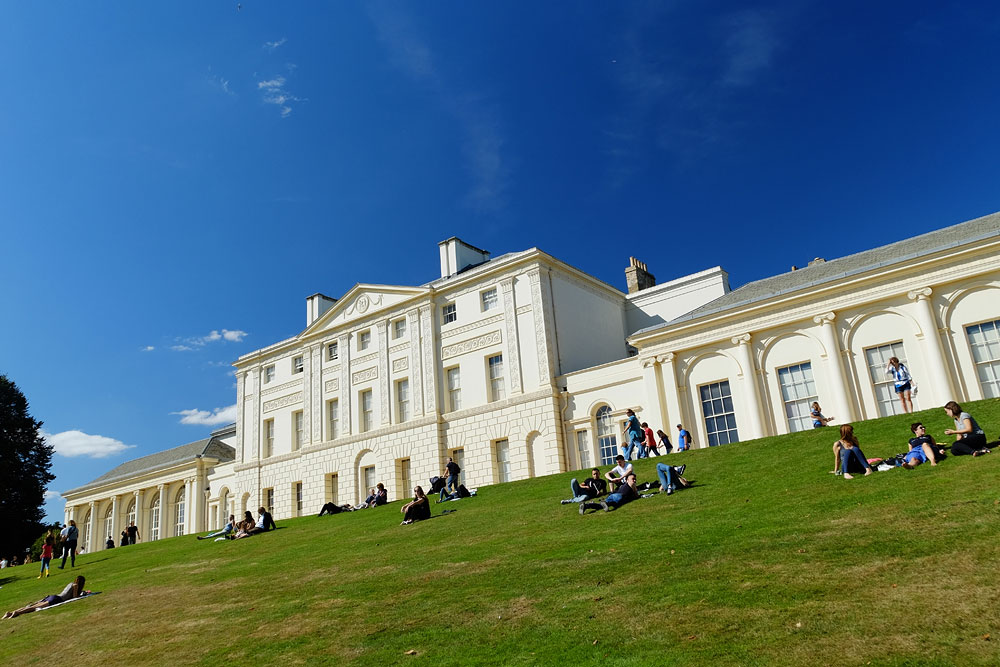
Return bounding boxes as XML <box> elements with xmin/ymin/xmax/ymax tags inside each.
<box><xmin>886</xmin><ymin>357</ymin><xmax>914</xmax><ymax>414</ymax></box>
<box><xmin>622</xmin><ymin>409</ymin><xmax>644</xmax><ymax>460</ymax></box>
<box><xmin>127</xmin><ymin>521</ymin><xmax>140</xmax><ymax>545</ymax></box>
<box><xmin>676</xmin><ymin>424</ymin><xmax>692</xmax><ymax>452</ymax></box>
<box><xmin>58</xmin><ymin>520</ymin><xmax>79</xmax><ymax>569</ymax></box>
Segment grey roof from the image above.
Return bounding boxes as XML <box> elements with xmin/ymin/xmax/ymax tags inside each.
<box><xmin>635</xmin><ymin>210</ymin><xmax>1000</xmax><ymax>336</ymax></box>
<box><xmin>65</xmin><ymin>437</ymin><xmax>235</xmax><ymax>496</ymax></box>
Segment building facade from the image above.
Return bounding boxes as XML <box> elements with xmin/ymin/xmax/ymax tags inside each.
<box><xmin>65</xmin><ymin>212</ymin><xmax>1000</xmax><ymax>534</ymax></box>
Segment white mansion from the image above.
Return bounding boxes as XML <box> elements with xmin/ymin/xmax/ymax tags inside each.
<box><xmin>63</xmin><ymin>212</ymin><xmax>1000</xmax><ymax>550</ymax></box>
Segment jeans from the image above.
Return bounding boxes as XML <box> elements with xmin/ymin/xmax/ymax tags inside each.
<box><xmin>60</xmin><ymin>540</ymin><xmax>77</xmax><ymax>568</ymax></box>
<box><xmin>621</xmin><ymin>432</ymin><xmax>643</xmax><ymax>460</ymax></box>
<box><xmin>840</xmin><ymin>446</ymin><xmax>870</xmax><ymax>473</ymax></box>
<box><xmin>40</xmin><ymin>557</ymin><xmax>50</xmax><ymax>573</ymax></box>
<box><xmin>446</xmin><ymin>474</ymin><xmax>459</xmax><ymax>493</ymax></box>
<box><xmin>202</xmin><ymin>526</ymin><xmax>232</xmax><ymax>539</ymax></box>
<box><xmin>565</xmin><ymin>478</ymin><xmax>590</xmax><ymax>503</ymax></box>
<box><xmin>656</xmin><ymin>463</ymin><xmax>677</xmax><ymax>491</ymax></box>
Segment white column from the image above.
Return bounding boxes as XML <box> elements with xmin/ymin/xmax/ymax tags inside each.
<box><xmin>813</xmin><ymin>312</ymin><xmax>854</xmax><ymax>423</ymax></box>
<box><xmin>500</xmin><ymin>278</ymin><xmax>523</xmax><ymax>395</ymax></box>
<box><xmin>184</xmin><ymin>478</ymin><xmax>195</xmax><ymax>535</ymax></box>
<box><xmin>87</xmin><ymin>501</ymin><xmax>96</xmax><ymax>553</ymax></box>
<box><xmin>110</xmin><ymin>495</ymin><xmax>120</xmax><ymax>546</ymax></box>
<box><xmin>659</xmin><ymin>353</ymin><xmax>685</xmax><ymax>438</ymax></box>
<box><xmin>158</xmin><ymin>484</ymin><xmax>168</xmax><ymax>539</ymax></box>
<box><xmin>407</xmin><ymin>308</ymin><xmax>424</xmax><ymax>416</ymax></box>
<box><xmin>236</xmin><ymin>371</ymin><xmax>246</xmax><ymax>462</ymax></box>
<box><xmin>640</xmin><ymin>357</ymin><xmax>665</xmax><ymax>432</ymax></box>
<box><xmin>195</xmin><ymin>466</ymin><xmax>207</xmax><ymax>533</ymax></box>
<box><xmin>908</xmin><ymin>287</ymin><xmax>955</xmax><ymax>404</ymax></box>
<box><xmin>419</xmin><ymin>304</ymin><xmax>438</xmax><ymax>414</ymax></box>
<box><xmin>250</xmin><ymin>368</ymin><xmax>261</xmax><ymax>461</ymax></box>
<box><xmin>134</xmin><ymin>490</ymin><xmax>144</xmax><ymax>542</ymax></box>
<box><xmin>731</xmin><ymin>334</ymin><xmax>764</xmax><ymax>440</ymax></box>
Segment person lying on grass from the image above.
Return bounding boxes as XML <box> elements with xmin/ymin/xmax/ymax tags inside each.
<box><xmin>318</xmin><ymin>502</ymin><xmax>361</xmax><ymax>516</ymax></box>
<box><xmin>198</xmin><ymin>515</ymin><xmax>236</xmax><ymax>540</ymax></box>
<box><xmin>560</xmin><ymin>467</ymin><xmax>608</xmax><ymax>504</ymax></box>
<box><xmin>401</xmin><ymin>486</ymin><xmax>431</xmax><ymax>525</ymax></box>
<box><xmin>832</xmin><ymin>424</ymin><xmax>872</xmax><ymax>479</ymax></box>
<box><xmin>604</xmin><ymin>455</ymin><xmax>633</xmax><ymax>489</ymax></box>
<box><xmin>654</xmin><ymin>463</ymin><xmax>691</xmax><ymax>495</ymax></box>
<box><xmin>581</xmin><ymin>473</ymin><xmax>639</xmax><ymax>513</ymax></box>
<box><xmin>3</xmin><ymin>576</ymin><xmax>87</xmax><ymax>619</ymax></box>
<box><xmin>901</xmin><ymin>422</ymin><xmax>945</xmax><ymax>469</ymax></box>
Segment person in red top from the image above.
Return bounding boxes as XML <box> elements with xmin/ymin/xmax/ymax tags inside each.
<box><xmin>38</xmin><ymin>532</ymin><xmax>54</xmax><ymax>579</ymax></box>
<box><xmin>641</xmin><ymin>422</ymin><xmax>659</xmax><ymax>457</ymax></box>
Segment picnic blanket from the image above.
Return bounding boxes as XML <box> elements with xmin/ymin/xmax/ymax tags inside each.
<box><xmin>35</xmin><ymin>591</ymin><xmax>101</xmax><ymax>612</ymax></box>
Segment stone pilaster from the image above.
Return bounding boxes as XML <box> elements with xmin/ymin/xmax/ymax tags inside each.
<box><xmin>908</xmin><ymin>287</ymin><xmax>955</xmax><ymax>405</ymax></box>
<box><xmin>377</xmin><ymin>321</ymin><xmax>390</xmax><ymax>425</ymax></box>
<box><xmin>813</xmin><ymin>312</ymin><xmax>854</xmax><ymax>423</ymax></box>
<box><xmin>407</xmin><ymin>308</ymin><xmax>424</xmax><ymax>416</ymax></box>
<box><xmin>500</xmin><ymin>278</ymin><xmax>523</xmax><ymax>395</ymax></box>
<box><xmin>731</xmin><ymin>334</ymin><xmax>764</xmax><ymax>440</ymax></box>
<box><xmin>419</xmin><ymin>304</ymin><xmax>437</xmax><ymax>413</ymax></box>
<box><xmin>339</xmin><ymin>334</ymin><xmax>352</xmax><ymax>434</ymax></box>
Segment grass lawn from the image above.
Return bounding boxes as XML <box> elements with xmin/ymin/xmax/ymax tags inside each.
<box><xmin>3</xmin><ymin>399</ymin><xmax>1000</xmax><ymax>666</ymax></box>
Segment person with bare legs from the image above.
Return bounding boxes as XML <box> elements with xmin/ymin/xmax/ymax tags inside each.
<box><xmin>886</xmin><ymin>357</ymin><xmax>913</xmax><ymax>414</ymax></box>
<box><xmin>3</xmin><ymin>576</ymin><xmax>87</xmax><ymax>619</ymax></box>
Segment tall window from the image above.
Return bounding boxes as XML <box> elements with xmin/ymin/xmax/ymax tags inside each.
<box><xmin>360</xmin><ymin>390</ymin><xmax>373</xmax><ymax>432</ymax></box>
<box><xmin>442</xmin><ymin>303</ymin><xmax>457</xmax><ymax>324</ymax></box>
<box><xmin>326</xmin><ymin>473</ymin><xmax>339</xmax><ymax>504</ymax></box>
<box><xmin>576</xmin><ymin>430</ymin><xmax>592</xmax><ymax>468</ymax></box>
<box><xmin>175</xmin><ymin>487</ymin><xmax>186</xmax><ymax>537</ymax></box>
<box><xmin>292</xmin><ymin>355</ymin><xmax>304</xmax><ymax>374</ymax></box>
<box><xmin>398</xmin><ymin>458</ymin><xmax>411</xmax><ymax>501</ymax></box>
<box><xmin>294</xmin><ymin>482</ymin><xmax>303</xmax><ymax>516</ymax></box>
<box><xmin>328</xmin><ymin>399</ymin><xmax>339</xmax><ymax>440</ymax></box>
<box><xmin>864</xmin><ymin>342</ymin><xmax>910</xmax><ymax>416</ymax></box>
<box><xmin>967</xmin><ymin>320</ymin><xmax>1000</xmax><ymax>398</ymax></box>
<box><xmin>450</xmin><ymin>448</ymin><xmax>466</xmax><ymax>486</ymax></box>
<box><xmin>293</xmin><ymin>411</ymin><xmax>304</xmax><ymax>451</ymax></box>
<box><xmin>362</xmin><ymin>465</ymin><xmax>375</xmax><ymax>493</ymax></box>
<box><xmin>495</xmin><ymin>439</ymin><xmax>511</xmax><ymax>483</ymax></box>
<box><xmin>595</xmin><ymin>406</ymin><xmax>618</xmax><ymax>465</ymax></box>
<box><xmin>700</xmin><ymin>380</ymin><xmax>739</xmax><ymax>446</ymax></box>
<box><xmin>104</xmin><ymin>505</ymin><xmax>114</xmax><ymax>544</ymax></box>
<box><xmin>265</xmin><ymin>488</ymin><xmax>274</xmax><ymax>512</ymax></box>
<box><xmin>263</xmin><ymin>419</ymin><xmax>274</xmax><ymax>458</ymax></box>
<box><xmin>396</xmin><ymin>379</ymin><xmax>410</xmax><ymax>422</ymax></box>
<box><xmin>327</xmin><ymin>342</ymin><xmax>339</xmax><ymax>361</ymax></box>
<box><xmin>393</xmin><ymin>319</ymin><xmax>407</xmax><ymax>339</ymax></box>
<box><xmin>777</xmin><ymin>362</ymin><xmax>818</xmax><ymax>432</ymax></box>
<box><xmin>358</xmin><ymin>330</ymin><xmax>371</xmax><ymax>351</ymax></box>
<box><xmin>481</xmin><ymin>288</ymin><xmax>498</xmax><ymax>312</ymax></box>
<box><xmin>126</xmin><ymin>498</ymin><xmax>136</xmax><ymax>528</ymax></box>
<box><xmin>264</xmin><ymin>365</ymin><xmax>275</xmax><ymax>384</ymax></box>
<box><xmin>488</xmin><ymin>354</ymin><xmax>505</xmax><ymax>402</ymax></box>
<box><xmin>446</xmin><ymin>367</ymin><xmax>462</xmax><ymax>411</ymax></box>
<box><xmin>81</xmin><ymin>510</ymin><xmax>91</xmax><ymax>551</ymax></box>
<box><xmin>149</xmin><ymin>493</ymin><xmax>161</xmax><ymax>541</ymax></box>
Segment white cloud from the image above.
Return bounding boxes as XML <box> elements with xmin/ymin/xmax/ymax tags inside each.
<box><xmin>721</xmin><ymin>10</ymin><xmax>780</xmax><ymax>87</ymax></box>
<box><xmin>43</xmin><ymin>430</ymin><xmax>135</xmax><ymax>459</ymax></box>
<box><xmin>141</xmin><ymin>345</ymin><xmax>155</xmax><ymax>352</ymax></box>
<box><xmin>264</xmin><ymin>37</ymin><xmax>287</xmax><ymax>52</ymax></box>
<box><xmin>221</xmin><ymin>329</ymin><xmax>246</xmax><ymax>342</ymax></box>
<box><xmin>172</xmin><ymin>405</ymin><xmax>237</xmax><ymax>426</ymax></box>
<box><xmin>44</xmin><ymin>490</ymin><xmax>62</xmax><ymax>501</ymax></box>
<box><xmin>172</xmin><ymin>329</ymin><xmax>248</xmax><ymax>351</ymax></box>
<box><xmin>172</xmin><ymin>344</ymin><xmax>194</xmax><ymax>352</ymax></box>
<box><xmin>257</xmin><ymin>75</ymin><xmax>304</xmax><ymax>118</ymax></box>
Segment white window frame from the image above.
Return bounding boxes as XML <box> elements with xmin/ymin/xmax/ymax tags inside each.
<box><xmin>966</xmin><ymin>319</ymin><xmax>1000</xmax><ymax>399</ymax></box>
<box><xmin>864</xmin><ymin>341</ymin><xmax>911</xmax><ymax>417</ymax></box>
<box><xmin>481</xmin><ymin>288</ymin><xmax>499</xmax><ymax>312</ymax></box>
<box><xmin>362</xmin><ymin>465</ymin><xmax>375</xmax><ymax>494</ymax></box>
<box><xmin>263</xmin><ymin>365</ymin><xmax>275</xmax><ymax>384</ymax></box>
<box><xmin>488</xmin><ymin>354</ymin><xmax>505</xmax><ymax>402</ymax></box>
<box><xmin>494</xmin><ymin>438</ymin><xmax>511</xmax><ymax>483</ymax></box>
<box><xmin>396</xmin><ymin>379</ymin><xmax>410</xmax><ymax>423</ymax></box>
<box><xmin>327</xmin><ymin>399</ymin><xmax>339</xmax><ymax>440</ymax></box>
<box><xmin>175</xmin><ymin>488</ymin><xmax>186</xmax><ymax>537</ymax></box>
<box><xmin>292</xmin><ymin>356</ymin><xmax>304</xmax><ymax>374</ymax></box>
<box><xmin>393</xmin><ymin>319</ymin><xmax>407</xmax><ymax>339</ymax></box>
<box><xmin>398</xmin><ymin>458</ymin><xmax>411</xmax><ymax>502</ymax></box>
<box><xmin>446</xmin><ymin>367</ymin><xmax>461</xmax><ymax>411</ymax></box>
<box><xmin>294</xmin><ymin>482</ymin><xmax>303</xmax><ymax>516</ymax></box>
<box><xmin>442</xmin><ymin>303</ymin><xmax>457</xmax><ymax>325</ymax></box>
<box><xmin>358</xmin><ymin>330</ymin><xmax>371</xmax><ymax>351</ymax></box>
<box><xmin>149</xmin><ymin>493</ymin><xmax>161</xmax><ymax>541</ymax></box>
<box><xmin>263</xmin><ymin>419</ymin><xmax>274</xmax><ymax>458</ymax></box>
<box><xmin>265</xmin><ymin>488</ymin><xmax>274</xmax><ymax>513</ymax></box>
<box><xmin>595</xmin><ymin>406</ymin><xmax>618</xmax><ymax>465</ymax></box>
<box><xmin>360</xmin><ymin>390</ymin><xmax>373</xmax><ymax>433</ymax></box>
<box><xmin>777</xmin><ymin>362</ymin><xmax>818</xmax><ymax>433</ymax></box>
<box><xmin>327</xmin><ymin>342</ymin><xmax>339</xmax><ymax>361</ymax></box>
<box><xmin>576</xmin><ymin>430</ymin><xmax>592</xmax><ymax>468</ymax></box>
<box><xmin>292</xmin><ymin>410</ymin><xmax>304</xmax><ymax>451</ymax></box>
<box><xmin>700</xmin><ymin>380</ymin><xmax>739</xmax><ymax>446</ymax></box>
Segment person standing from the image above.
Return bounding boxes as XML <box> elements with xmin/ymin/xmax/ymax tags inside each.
<box><xmin>886</xmin><ymin>357</ymin><xmax>914</xmax><ymax>414</ymax></box>
<box><xmin>622</xmin><ymin>409</ymin><xmax>644</xmax><ymax>460</ymax></box>
<box><xmin>58</xmin><ymin>520</ymin><xmax>79</xmax><ymax>569</ymax></box>
<box><xmin>127</xmin><ymin>521</ymin><xmax>140</xmax><ymax>545</ymax></box>
<box><xmin>641</xmin><ymin>422</ymin><xmax>658</xmax><ymax>457</ymax></box>
<box><xmin>119</xmin><ymin>529</ymin><xmax>128</xmax><ymax>547</ymax></box>
<box><xmin>676</xmin><ymin>424</ymin><xmax>691</xmax><ymax>452</ymax></box>
<box><xmin>656</xmin><ymin>429</ymin><xmax>673</xmax><ymax>455</ymax></box>
<box><xmin>443</xmin><ymin>457</ymin><xmax>461</xmax><ymax>494</ymax></box>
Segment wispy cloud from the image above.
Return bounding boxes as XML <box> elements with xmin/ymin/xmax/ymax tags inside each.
<box><xmin>43</xmin><ymin>429</ymin><xmax>135</xmax><ymax>459</ymax></box>
<box><xmin>172</xmin><ymin>405</ymin><xmax>237</xmax><ymax>426</ymax></box>
<box><xmin>141</xmin><ymin>345</ymin><xmax>155</xmax><ymax>352</ymax></box>
<box><xmin>264</xmin><ymin>37</ymin><xmax>287</xmax><ymax>52</ymax></box>
<box><xmin>207</xmin><ymin>67</ymin><xmax>236</xmax><ymax>97</ymax></box>
<box><xmin>720</xmin><ymin>9</ymin><xmax>780</xmax><ymax>87</ymax></box>
<box><xmin>368</xmin><ymin>4</ymin><xmax>510</xmax><ymax>213</ymax></box>
<box><xmin>171</xmin><ymin>329</ymin><xmax>248</xmax><ymax>352</ymax></box>
<box><xmin>257</xmin><ymin>75</ymin><xmax>305</xmax><ymax>118</ymax></box>
<box><xmin>44</xmin><ymin>489</ymin><xmax>63</xmax><ymax>501</ymax></box>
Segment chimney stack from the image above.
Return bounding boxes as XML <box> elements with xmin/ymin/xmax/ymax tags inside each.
<box><xmin>625</xmin><ymin>257</ymin><xmax>656</xmax><ymax>294</ymax></box>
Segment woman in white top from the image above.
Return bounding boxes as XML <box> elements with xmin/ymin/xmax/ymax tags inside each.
<box><xmin>3</xmin><ymin>576</ymin><xmax>86</xmax><ymax>619</ymax></box>
<box><xmin>886</xmin><ymin>357</ymin><xmax>913</xmax><ymax>414</ymax></box>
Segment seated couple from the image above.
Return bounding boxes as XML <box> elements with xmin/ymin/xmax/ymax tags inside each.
<box><xmin>227</xmin><ymin>508</ymin><xmax>276</xmax><ymax>539</ymax></box>
<box><xmin>318</xmin><ymin>483</ymin><xmax>387</xmax><ymax>515</ymax></box>
<box><xmin>603</xmin><ymin>454</ymin><xmax>690</xmax><ymax>494</ymax></box>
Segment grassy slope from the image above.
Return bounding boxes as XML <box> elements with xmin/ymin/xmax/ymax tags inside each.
<box><xmin>3</xmin><ymin>400</ymin><xmax>1000</xmax><ymax>666</ymax></box>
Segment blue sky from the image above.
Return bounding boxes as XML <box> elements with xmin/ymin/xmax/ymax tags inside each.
<box><xmin>2</xmin><ymin>2</ymin><xmax>999</xmax><ymax>521</ymax></box>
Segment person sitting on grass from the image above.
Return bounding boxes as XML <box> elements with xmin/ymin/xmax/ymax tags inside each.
<box><xmin>198</xmin><ymin>515</ymin><xmax>236</xmax><ymax>540</ymax></box>
<box><xmin>581</xmin><ymin>472</ymin><xmax>639</xmax><ymax>513</ymax></box>
<box><xmin>654</xmin><ymin>463</ymin><xmax>691</xmax><ymax>495</ymax></box>
<box><xmin>560</xmin><ymin>468</ymin><xmax>608</xmax><ymax>504</ymax></box>
<box><xmin>359</xmin><ymin>487</ymin><xmax>378</xmax><ymax>508</ymax></box>
<box><xmin>604</xmin><ymin>455</ymin><xmax>633</xmax><ymax>489</ymax></box>
<box><xmin>811</xmin><ymin>402</ymin><xmax>834</xmax><ymax>428</ymax></box>
<box><xmin>400</xmin><ymin>486</ymin><xmax>430</xmax><ymax>525</ymax></box>
<box><xmin>832</xmin><ymin>424</ymin><xmax>872</xmax><ymax>479</ymax></box>
<box><xmin>370</xmin><ymin>483</ymin><xmax>388</xmax><ymax>507</ymax></box>
<box><xmin>3</xmin><ymin>576</ymin><xmax>87</xmax><ymax>619</ymax></box>
<box><xmin>901</xmin><ymin>422</ymin><xmax>945</xmax><ymax>469</ymax></box>
<box><xmin>943</xmin><ymin>401</ymin><xmax>991</xmax><ymax>456</ymax></box>
<box><xmin>234</xmin><ymin>508</ymin><xmax>276</xmax><ymax>539</ymax></box>
<box><xmin>230</xmin><ymin>511</ymin><xmax>256</xmax><ymax>539</ymax></box>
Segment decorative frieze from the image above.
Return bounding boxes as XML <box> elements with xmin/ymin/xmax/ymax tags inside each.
<box><xmin>263</xmin><ymin>392</ymin><xmax>303</xmax><ymax>413</ymax></box>
<box><xmin>516</xmin><ymin>304</ymin><xmax>532</xmax><ymax>315</ymax></box>
<box><xmin>352</xmin><ymin>366</ymin><xmax>379</xmax><ymax>386</ymax></box>
<box><xmin>351</xmin><ymin>352</ymin><xmax>379</xmax><ymax>367</ymax></box>
<box><xmin>324</xmin><ymin>378</ymin><xmax>340</xmax><ymax>393</ymax></box>
<box><xmin>441</xmin><ymin>330</ymin><xmax>503</xmax><ymax>361</ymax></box>
<box><xmin>392</xmin><ymin>357</ymin><xmax>409</xmax><ymax>373</ymax></box>
<box><xmin>389</xmin><ymin>342</ymin><xmax>409</xmax><ymax>354</ymax></box>
<box><xmin>261</xmin><ymin>378</ymin><xmax>303</xmax><ymax>397</ymax></box>
<box><xmin>440</xmin><ymin>313</ymin><xmax>505</xmax><ymax>339</ymax></box>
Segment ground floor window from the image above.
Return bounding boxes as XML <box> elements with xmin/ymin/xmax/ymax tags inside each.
<box><xmin>595</xmin><ymin>406</ymin><xmax>618</xmax><ymax>465</ymax></box>
<box><xmin>265</xmin><ymin>488</ymin><xmax>274</xmax><ymax>513</ymax></box>
<box><xmin>495</xmin><ymin>439</ymin><xmax>511</xmax><ymax>483</ymax></box>
<box><xmin>576</xmin><ymin>430</ymin><xmax>592</xmax><ymax>469</ymax></box>
<box><xmin>967</xmin><ymin>319</ymin><xmax>1000</xmax><ymax>398</ymax></box>
<box><xmin>104</xmin><ymin>506</ymin><xmax>114</xmax><ymax>544</ymax></box>
<box><xmin>398</xmin><ymin>459</ymin><xmax>411</xmax><ymax>501</ymax></box>
<box><xmin>175</xmin><ymin>488</ymin><xmax>185</xmax><ymax>537</ymax></box>
<box><xmin>149</xmin><ymin>494</ymin><xmax>161</xmax><ymax>541</ymax></box>
<box><xmin>326</xmin><ymin>473</ymin><xmax>339</xmax><ymax>504</ymax></box>
<box><xmin>700</xmin><ymin>380</ymin><xmax>739</xmax><ymax>446</ymax></box>
<box><xmin>777</xmin><ymin>362</ymin><xmax>818</xmax><ymax>432</ymax></box>
<box><xmin>864</xmin><ymin>342</ymin><xmax>911</xmax><ymax>416</ymax></box>
<box><xmin>362</xmin><ymin>465</ymin><xmax>375</xmax><ymax>494</ymax></box>
<box><xmin>294</xmin><ymin>482</ymin><xmax>303</xmax><ymax>516</ymax></box>
<box><xmin>450</xmin><ymin>448</ymin><xmax>466</xmax><ymax>486</ymax></box>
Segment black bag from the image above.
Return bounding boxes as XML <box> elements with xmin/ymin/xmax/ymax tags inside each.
<box><xmin>429</xmin><ymin>476</ymin><xmax>447</xmax><ymax>494</ymax></box>
<box><xmin>458</xmin><ymin>484</ymin><xmax>471</xmax><ymax>498</ymax></box>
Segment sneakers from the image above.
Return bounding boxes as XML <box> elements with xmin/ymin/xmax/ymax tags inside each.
<box><xmin>600</xmin><ymin>501</ymin><xmax>611</xmax><ymax>512</ymax></box>
<box><xmin>197</xmin><ymin>536</ymin><xmax>205</xmax><ymax>540</ymax></box>
<box><xmin>579</xmin><ymin>502</ymin><xmax>587</xmax><ymax>515</ymax></box>
<box><xmin>561</xmin><ymin>499</ymin><xmax>572</xmax><ymax>505</ymax></box>
<box><xmin>677</xmin><ymin>465</ymin><xmax>686</xmax><ymax>477</ymax></box>
<box><xmin>666</xmin><ymin>485</ymin><xmax>675</xmax><ymax>495</ymax></box>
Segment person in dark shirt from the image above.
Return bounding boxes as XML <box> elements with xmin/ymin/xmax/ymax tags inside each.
<box><xmin>127</xmin><ymin>522</ymin><xmax>140</xmax><ymax>545</ymax></box>
<box><xmin>242</xmin><ymin>507</ymin><xmax>276</xmax><ymax>537</ymax></box>
<box><xmin>560</xmin><ymin>468</ymin><xmax>608</xmax><ymax>504</ymax></box>
<box><xmin>902</xmin><ymin>422</ymin><xmax>944</xmax><ymax>469</ymax></box>
<box><xmin>443</xmin><ymin>458</ymin><xmax>461</xmax><ymax>494</ymax></box>
<box><xmin>580</xmin><ymin>473</ymin><xmax>639</xmax><ymax>513</ymax></box>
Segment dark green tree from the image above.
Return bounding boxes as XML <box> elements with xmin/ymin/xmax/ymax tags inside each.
<box><xmin>0</xmin><ymin>374</ymin><xmax>55</xmax><ymax>559</ymax></box>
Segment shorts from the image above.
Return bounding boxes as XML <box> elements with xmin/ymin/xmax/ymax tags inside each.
<box><xmin>43</xmin><ymin>595</ymin><xmax>61</xmax><ymax>604</ymax></box>
<box><xmin>895</xmin><ymin>381</ymin><xmax>911</xmax><ymax>393</ymax></box>
<box><xmin>904</xmin><ymin>448</ymin><xmax>928</xmax><ymax>464</ymax></box>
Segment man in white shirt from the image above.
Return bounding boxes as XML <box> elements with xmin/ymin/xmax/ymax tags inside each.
<box><xmin>604</xmin><ymin>455</ymin><xmax>633</xmax><ymax>488</ymax></box>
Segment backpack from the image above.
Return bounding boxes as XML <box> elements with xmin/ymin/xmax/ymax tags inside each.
<box><xmin>458</xmin><ymin>484</ymin><xmax>472</xmax><ymax>498</ymax></box>
<box><xmin>429</xmin><ymin>476</ymin><xmax>446</xmax><ymax>494</ymax></box>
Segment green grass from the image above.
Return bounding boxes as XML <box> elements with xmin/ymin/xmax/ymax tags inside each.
<box><xmin>3</xmin><ymin>400</ymin><xmax>1000</xmax><ymax>666</ymax></box>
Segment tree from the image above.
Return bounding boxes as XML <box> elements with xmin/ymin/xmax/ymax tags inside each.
<box><xmin>0</xmin><ymin>374</ymin><xmax>55</xmax><ymax>559</ymax></box>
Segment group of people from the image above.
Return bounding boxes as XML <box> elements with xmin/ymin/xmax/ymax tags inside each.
<box><xmin>831</xmin><ymin>401</ymin><xmax>991</xmax><ymax>478</ymax></box>
<box><xmin>108</xmin><ymin>521</ymin><xmax>141</xmax><ymax>549</ymax></box>
<box><xmin>562</xmin><ymin>454</ymin><xmax>694</xmax><ymax>514</ymax></box>
<box><xmin>620</xmin><ymin>408</ymin><xmax>692</xmax><ymax>461</ymax></box>
<box><xmin>197</xmin><ymin>507</ymin><xmax>277</xmax><ymax>541</ymax></box>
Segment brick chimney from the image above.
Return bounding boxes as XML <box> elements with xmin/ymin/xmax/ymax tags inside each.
<box><xmin>624</xmin><ymin>257</ymin><xmax>656</xmax><ymax>294</ymax></box>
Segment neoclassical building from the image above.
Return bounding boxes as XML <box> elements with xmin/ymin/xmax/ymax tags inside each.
<box><xmin>64</xmin><ymin>212</ymin><xmax>1000</xmax><ymax>537</ymax></box>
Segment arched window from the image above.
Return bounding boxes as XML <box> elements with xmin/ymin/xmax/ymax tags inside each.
<box><xmin>149</xmin><ymin>493</ymin><xmax>161</xmax><ymax>541</ymax></box>
<box><xmin>81</xmin><ymin>509</ymin><xmax>92</xmax><ymax>551</ymax></box>
<box><xmin>104</xmin><ymin>505</ymin><xmax>114</xmax><ymax>545</ymax></box>
<box><xmin>175</xmin><ymin>487</ymin><xmax>186</xmax><ymax>537</ymax></box>
<box><xmin>595</xmin><ymin>405</ymin><xmax>618</xmax><ymax>465</ymax></box>
<box><xmin>126</xmin><ymin>498</ymin><xmax>137</xmax><ymax>529</ymax></box>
